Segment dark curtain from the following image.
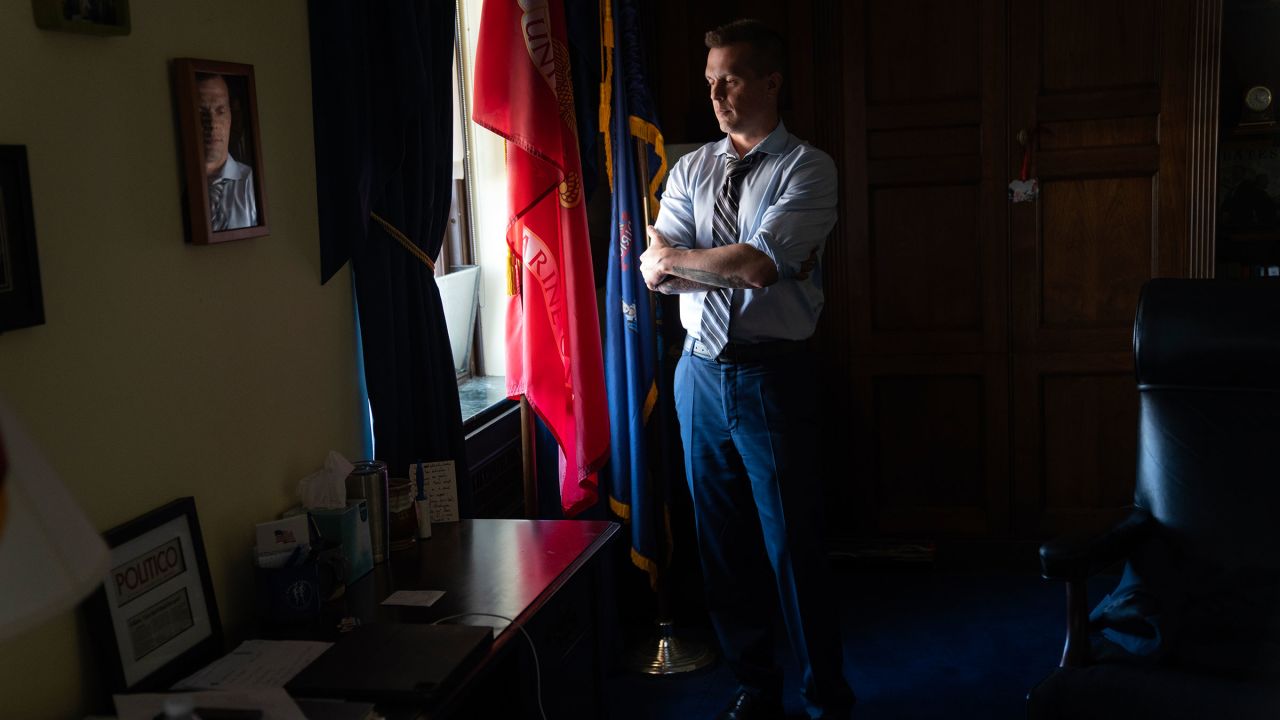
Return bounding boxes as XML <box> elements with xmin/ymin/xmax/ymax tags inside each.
<box><xmin>308</xmin><ymin>0</ymin><xmax>470</xmax><ymax>514</ymax></box>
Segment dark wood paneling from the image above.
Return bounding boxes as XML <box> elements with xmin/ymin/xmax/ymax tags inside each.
<box><xmin>850</xmin><ymin>0</ymin><xmax>1008</xmax><ymax>359</ymax></box>
<box><xmin>1036</xmin><ymin>147</ymin><xmax>1161</xmax><ymax>179</ymax></box>
<box><xmin>1039</xmin><ymin>117</ymin><xmax>1158</xmax><ymax>151</ymax></box>
<box><xmin>868</xmin><ymin>127</ymin><xmax>981</xmax><ymax>159</ymax></box>
<box><xmin>1042</xmin><ymin>374</ymin><xmax>1137</xmax><ymax>511</ymax></box>
<box><xmin>1008</xmin><ymin>0</ymin><xmax>1207</xmax><ymax>538</ymax></box>
<box><xmin>854</xmin><ymin>354</ymin><xmax>1010</xmax><ymax>537</ymax></box>
<box><xmin>1041</xmin><ymin>0</ymin><xmax>1159</xmax><ymax>91</ymax></box>
<box><xmin>1012</xmin><ymin>355</ymin><xmax>1137</xmax><ymax>537</ymax></box>
<box><xmin>652</xmin><ymin>1</ymin><xmax>816</xmax><ymax>144</ymax></box>
<box><xmin>866</xmin><ymin>0</ymin><xmax>980</xmax><ymax>104</ymax></box>
<box><xmin>1037</xmin><ymin>88</ymin><xmax>1162</xmax><ymax>123</ymax></box>
<box><xmin>1038</xmin><ymin>177</ymin><xmax>1154</xmax><ymax>330</ymax></box>
<box><xmin>866</xmin><ymin>155</ymin><xmax>981</xmax><ymax>185</ymax></box>
<box><xmin>866</xmin><ymin>101</ymin><xmax>982</xmax><ymax>129</ymax></box>
<box><xmin>1189</xmin><ymin>0</ymin><xmax>1223</xmax><ymax>277</ymax></box>
<box><xmin>812</xmin><ymin>0</ymin><xmax>855</xmax><ymax>520</ymax></box>
<box><xmin>870</xmin><ymin>185</ymin><xmax>982</xmax><ymax>333</ymax></box>
<box><xmin>1010</xmin><ymin>0</ymin><xmax>1186</xmax><ymax>358</ymax></box>
<box><xmin>829</xmin><ymin>0</ymin><xmax>1010</xmax><ymax>541</ymax></box>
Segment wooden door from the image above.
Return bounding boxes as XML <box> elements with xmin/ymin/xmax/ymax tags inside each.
<box><xmin>645</xmin><ymin>0</ymin><xmax>1221</xmax><ymax>546</ymax></box>
<box><xmin>826</xmin><ymin>0</ymin><xmax>1011</xmax><ymax>539</ymax></box>
<box><xmin>1008</xmin><ymin>0</ymin><xmax>1220</xmax><ymax>536</ymax></box>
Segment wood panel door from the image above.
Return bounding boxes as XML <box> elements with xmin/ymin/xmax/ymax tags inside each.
<box><xmin>1009</xmin><ymin>0</ymin><xmax>1220</xmax><ymax>536</ymax></box>
<box><xmin>829</xmin><ymin>0</ymin><xmax>1011</xmax><ymax>539</ymax></box>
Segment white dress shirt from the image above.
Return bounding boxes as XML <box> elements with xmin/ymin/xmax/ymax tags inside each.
<box><xmin>209</xmin><ymin>154</ymin><xmax>258</xmax><ymax>231</ymax></box>
<box><xmin>654</xmin><ymin>121</ymin><xmax>837</xmax><ymax>343</ymax></box>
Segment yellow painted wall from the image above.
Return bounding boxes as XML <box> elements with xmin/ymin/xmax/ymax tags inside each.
<box><xmin>0</xmin><ymin>2</ymin><xmax>363</xmax><ymax>717</ymax></box>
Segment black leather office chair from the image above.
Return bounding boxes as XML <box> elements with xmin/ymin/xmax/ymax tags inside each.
<box><xmin>1027</xmin><ymin>279</ymin><xmax>1280</xmax><ymax>719</ymax></box>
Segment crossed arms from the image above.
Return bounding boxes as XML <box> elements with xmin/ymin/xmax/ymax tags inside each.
<box><xmin>640</xmin><ymin>150</ymin><xmax>834</xmax><ymax>294</ymax></box>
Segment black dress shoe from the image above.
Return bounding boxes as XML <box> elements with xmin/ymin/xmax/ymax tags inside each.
<box><xmin>714</xmin><ymin>690</ymin><xmax>784</xmax><ymax>720</ymax></box>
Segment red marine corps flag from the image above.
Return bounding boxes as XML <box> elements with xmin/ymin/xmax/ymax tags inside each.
<box><xmin>473</xmin><ymin>0</ymin><xmax>609</xmax><ymax>515</ymax></box>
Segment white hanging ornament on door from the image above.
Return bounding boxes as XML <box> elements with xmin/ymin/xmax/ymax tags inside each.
<box><xmin>1009</xmin><ymin>128</ymin><xmax>1039</xmax><ymax>203</ymax></box>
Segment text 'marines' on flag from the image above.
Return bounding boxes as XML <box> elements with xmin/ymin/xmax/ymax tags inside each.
<box><xmin>472</xmin><ymin>0</ymin><xmax>610</xmax><ymax>516</ymax></box>
<box><xmin>602</xmin><ymin>0</ymin><xmax>671</xmax><ymax>587</ymax></box>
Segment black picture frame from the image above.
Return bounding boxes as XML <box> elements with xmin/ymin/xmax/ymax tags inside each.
<box><xmin>84</xmin><ymin>497</ymin><xmax>223</xmax><ymax>695</ymax></box>
<box><xmin>1217</xmin><ymin>135</ymin><xmax>1280</xmax><ymax>235</ymax></box>
<box><xmin>171</xmin><ymin>58</ymin><xmax>270</xmax><ymax>245</ymax></box>
<box><xmin>31</xmin><ymin>0</ymin><xmax>131</xmax><ymax>36</ymax></box>
<box><xmin>0</xmin><ymin>146</ymin><xmax>45</xmax><ymax>334</ymax></box>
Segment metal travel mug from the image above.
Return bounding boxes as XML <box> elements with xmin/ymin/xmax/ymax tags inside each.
<box><xmin>346</xmin><ymin>460</ymin><xmax>390</xmax><ymax>563</ymax></box>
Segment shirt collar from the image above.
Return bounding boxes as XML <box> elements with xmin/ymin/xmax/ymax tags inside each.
<box><xmin>715</xmin><ymin>120</ymin><xmax>790</xmax><ymax>161</ymax></box>
<box><xmin>211</xmin><ymin>153</ymin><xmax>251</xmax><ymax>182</ymax></box>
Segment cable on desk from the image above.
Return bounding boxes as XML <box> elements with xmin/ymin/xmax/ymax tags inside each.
<box><xmin>431</xmin><ymin>612</ymin><xmax>546</xmax><ymax>720</ymax></box>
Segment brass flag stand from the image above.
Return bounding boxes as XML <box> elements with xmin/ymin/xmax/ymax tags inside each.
<box><xmin>624</xmin><ymin>136</ymin><xmax>715</xmax><ymax>675</ymax></box>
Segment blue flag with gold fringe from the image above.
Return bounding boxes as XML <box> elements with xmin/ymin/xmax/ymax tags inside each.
<box><xmin>603</xmin><ymin>0</ymin><xmax>669</xmax><ymax>588</ymax></box>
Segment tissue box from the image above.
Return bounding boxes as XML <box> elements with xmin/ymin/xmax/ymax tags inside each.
<box><xmin>308</xmin><ymin>500</ymin><xmax>373</xmax><ymax>584</ymax></box>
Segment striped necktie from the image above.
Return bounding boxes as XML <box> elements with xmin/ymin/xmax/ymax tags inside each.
<box><xmin>209</xmin><ymin>178</ymin><xmax>228</xmax><ymax>231</ymax></box>
<box><xmin>699</xmin><ymin>153</ymin><xmax>760</xmax><ymax>358</ymax></box>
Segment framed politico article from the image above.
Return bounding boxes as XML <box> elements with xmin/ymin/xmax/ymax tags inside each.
<box><xmin>84</xmin><ymin>497</ymin><xmax>223</xmax><ymax>694</ymax></box>
<box><xmin>30</xmin><ymin>0</ymin><xmax>131</xmax><ymax>35</ymax></box>
<box><xmin>171</xmin><ymin>57</ymin><xmax>269</xmax><ymax>245</ymax></box>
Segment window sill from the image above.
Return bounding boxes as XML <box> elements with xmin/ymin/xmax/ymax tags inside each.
<box><xmin>459</xmin><ymin>376</ymin><xmax>512</xmax><ymax>432</ymax></box>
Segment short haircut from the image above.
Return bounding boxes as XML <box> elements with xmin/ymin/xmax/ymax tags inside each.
<box><xmin>704</xmin><ymin>18</ymin><xmax>786</xmax><ymax>79</ymax></box>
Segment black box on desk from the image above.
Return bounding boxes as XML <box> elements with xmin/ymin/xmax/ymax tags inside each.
<box><xmin>309</xmin><ymin>500</ymin><xmax>374</xmax><ymax>584</ymax></box>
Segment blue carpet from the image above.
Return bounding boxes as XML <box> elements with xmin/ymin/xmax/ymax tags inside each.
<box><xmin>605</xmin><ymin>569</ymin><xmax>1117</xmax><ymax>719</ymax></box>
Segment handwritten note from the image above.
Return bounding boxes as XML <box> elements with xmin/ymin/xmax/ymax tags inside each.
<box><xmin>410</xmin><ymin>460</ymin><xmax>459</xmax><ymax>523</ymax></box>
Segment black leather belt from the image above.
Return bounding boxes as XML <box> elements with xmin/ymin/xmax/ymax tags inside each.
<box><xmin>683</xmin><ymin>335</ymin><xmax>809</xmax><ymax>363</ymax></box>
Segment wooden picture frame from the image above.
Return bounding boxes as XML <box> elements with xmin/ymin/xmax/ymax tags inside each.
<box><xmin>84</xmin><ymin>497</ymin><xmax>223</xmax><ymax>694</ymax></box>
<box><xmin>31</xmin><ymin>0</ymin><xmax>131</xmax><ymax>35</ymax></box>
<box><xmin>0</xmin><ymin>146</ymin><xmax>45</xmax><ymax>334</ymax></box>
<box><xmin>172</xmin><ymin>58</ymin><xmax>269</xmax><ymax>245</ymax></box>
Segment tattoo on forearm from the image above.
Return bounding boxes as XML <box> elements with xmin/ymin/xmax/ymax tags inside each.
<box><xmin>654</xmin><ymin>276</ymin><xmax>717</xmax><ymax>294</ymax></box>
<box><xmin>672</xmin><ymin>266</ymin><xmax>752</xmax><ymax>289</ymax></box>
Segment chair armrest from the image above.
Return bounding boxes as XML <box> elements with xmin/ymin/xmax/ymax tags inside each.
<box><xmin>1040</xmin><ymin>507</ymin><xmax>1155</xmax><ymax>581</ymax></box>
<box><xmin>1039</xmin><ymin>507</ymin><xmax>1154</xmax><ymax>668</ymax></box>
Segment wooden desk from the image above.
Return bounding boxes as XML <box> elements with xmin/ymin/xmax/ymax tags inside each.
<box><xmin>330</xmin><ymin>519</ymin><xmax>619</xmax><ymax>718</ymax></box>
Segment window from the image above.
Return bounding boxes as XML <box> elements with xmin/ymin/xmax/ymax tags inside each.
<box><xmin>446</xmin><ymin>0</ymin><xmax>513</xmax><ymax>423</ymax></box>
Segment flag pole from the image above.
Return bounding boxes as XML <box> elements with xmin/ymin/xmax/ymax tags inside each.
<box><xmin>637</xmin><ymin>136</ymin><xmax>652</xmax><ymax>230</ymax></box>
<box><xmin>520</xmin><ymin>397</ymin><xmax>538</xmax><ymax>518</ymax></box>
<box><xmin>626</xmin><ymin>135</ymin><xmax>715</xmax><ymax>675</ymax></box>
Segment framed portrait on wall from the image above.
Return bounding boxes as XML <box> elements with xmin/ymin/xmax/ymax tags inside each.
<box><xmin>84</xmin><ymin>497</ymin><xmax>223</xmax><ymax>694</ymax></box>
<box><xmin>31</xmin><ymin>0</ymin><xmax>131</xmax><ymax>36</ymax></box>
<box><xmin>172</xmin><ymin>58</ymin><xmax>269</xmax><ymax>245</ymax></box>
<box><xmin>0</xmin><ymin>145</ymin><xmax>45</xmax><ymax>334</ymax></box>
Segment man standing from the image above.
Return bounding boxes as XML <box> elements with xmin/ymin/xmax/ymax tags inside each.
<box><xmin>197</xmin><ymin>73</ymin><xmax>257</xmax><ymax>232</ymax></box>
<box><xmin>639</xmin><ymin>18</ymin><xmax>853</xmax><ymax>720</ymax></box>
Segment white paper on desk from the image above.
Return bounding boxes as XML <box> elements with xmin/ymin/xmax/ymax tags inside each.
<box><xmin>410</xmin><ymin>461</ymin><xmax>459</xmax><ymax>522</ymax></box>
<box><xmin>114</xmin><ymin>688</ymin><xmax>305</xmax><ymax>720</ymax></box>
<box><xmin>172</xmin><ymin>639</ymin><xmax>332</xmax><ymax>690</ymax></box>
<box><xmin>381</xmin><ymin>589</ymin><xmax>446</xmax><ymax>607</ymax></box>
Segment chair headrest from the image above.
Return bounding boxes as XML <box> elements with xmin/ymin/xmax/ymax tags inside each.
<box><xmin>1134</xmin><ymin>278</ymin><xmax>1280</xmax><ymax>389</ymax></box>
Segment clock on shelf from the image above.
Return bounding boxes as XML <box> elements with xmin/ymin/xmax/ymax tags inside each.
<box><xmin>1240</xmin><ymin>85</ymin><xmax>1275</xmax><ymax>127</ymax></box>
